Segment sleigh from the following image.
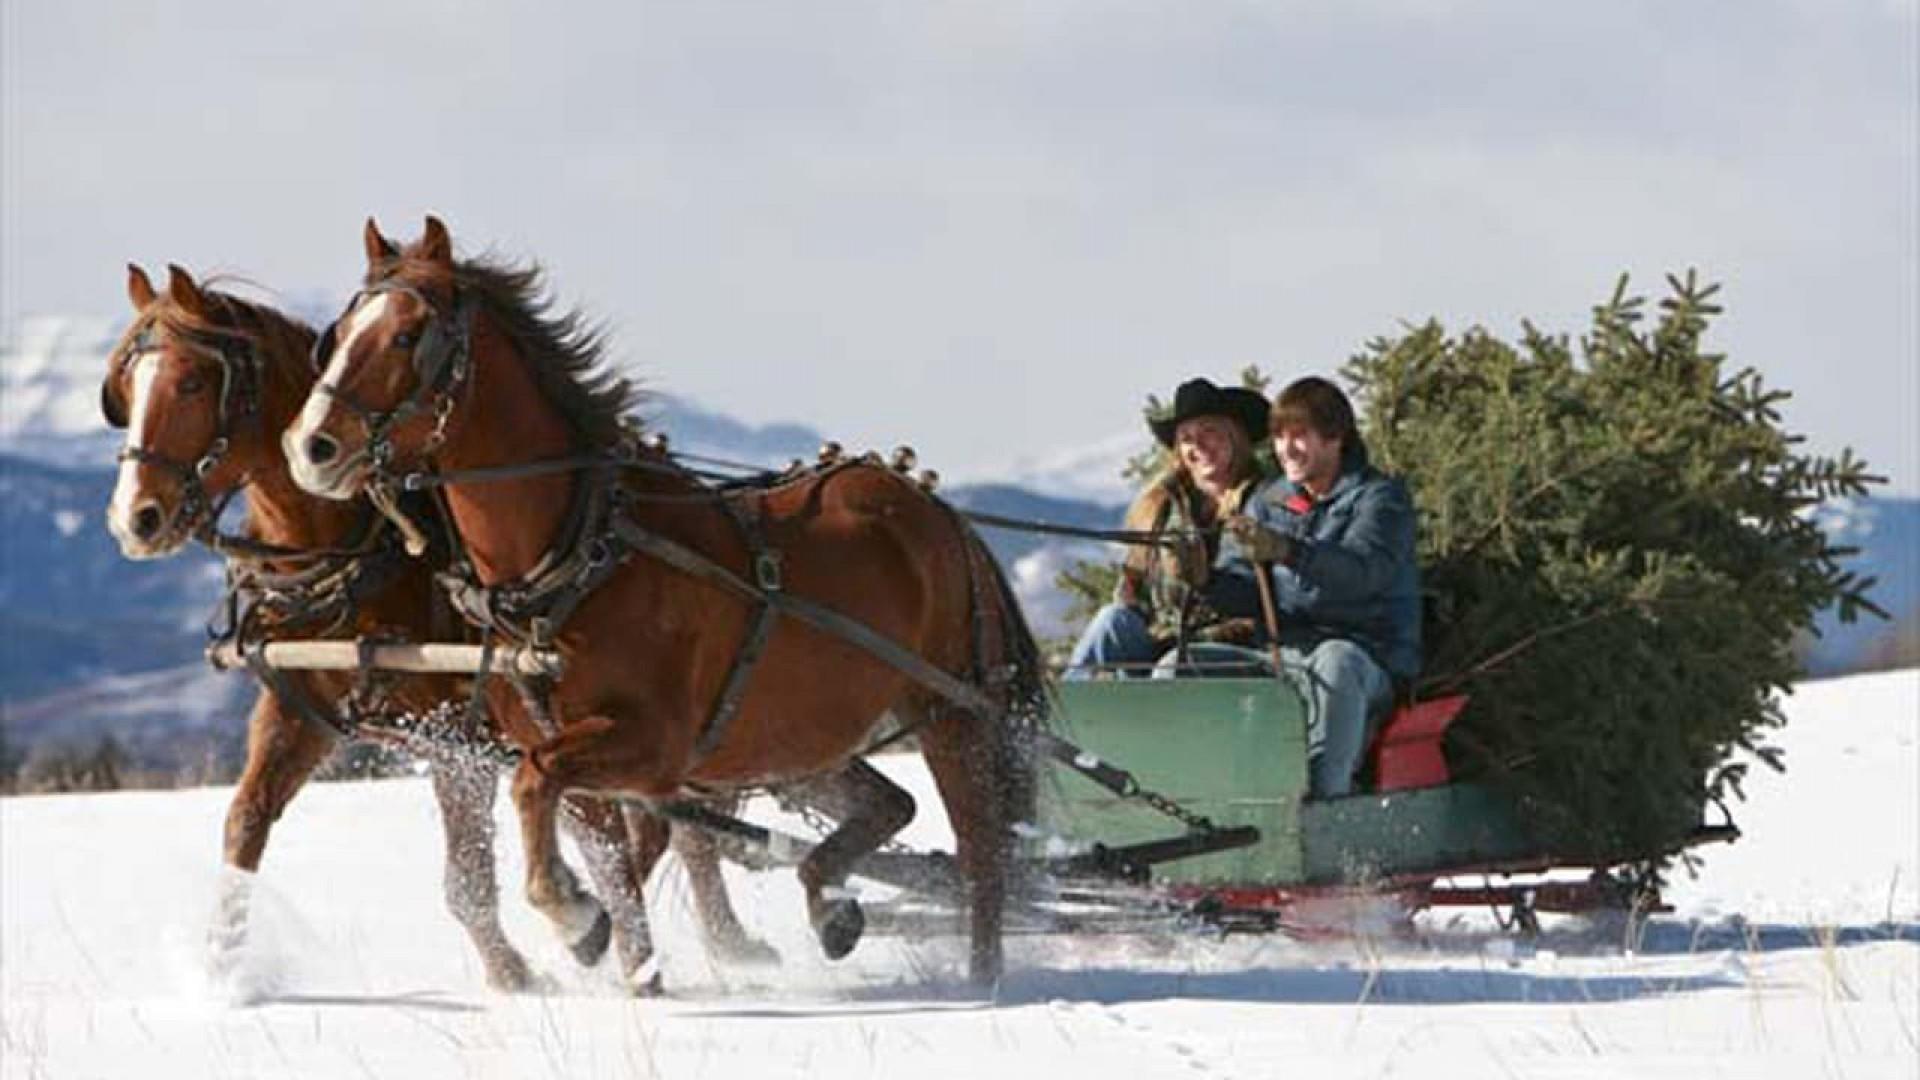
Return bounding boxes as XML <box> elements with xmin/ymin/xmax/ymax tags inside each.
<box><xmin>1016</xmin><ymin>678</ymin><xmax>1738</xmax><ymax>935</ymax></box>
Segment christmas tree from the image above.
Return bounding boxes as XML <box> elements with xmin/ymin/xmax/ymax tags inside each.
<box><xmin>1060</xmin><ymin>273</ymin><xmax>1884</xmax><ymax>859</ymax></box>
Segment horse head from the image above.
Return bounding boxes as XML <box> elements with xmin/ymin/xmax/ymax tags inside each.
<box><xmin>286</xmin><ymin>215</ymin><xmax>467</xmax><ymax>501</ymax></box>
<box><xmin>102</xmin><ymin>264</ymin><xmax>278</xmax><ymax>558</ymax></box>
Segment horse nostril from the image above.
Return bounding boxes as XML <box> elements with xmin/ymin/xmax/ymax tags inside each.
<box><xmin>132</xmin><ymin>503</ymin><xmax>164</xmax><ymax>542</ymax></box>
<box><xmin>306</xmin><ymin>433</ymin><xmax>339</xmax><ymax>466</ymax></box>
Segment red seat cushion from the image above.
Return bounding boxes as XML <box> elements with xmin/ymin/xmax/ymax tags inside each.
<box><xmin>1370</xmin><ymin>695</ymin><xmax>1469</xmax><ymax>791</ymax></box>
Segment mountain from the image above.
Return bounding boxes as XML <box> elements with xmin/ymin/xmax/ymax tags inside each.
<box><xmin>0</xmin><ymin>315</ymin><xmax>126</xmax><ymax>468</ymax></box>
<box><xmin>1801</xmin><ymin>497</ymin><xmax>1920</xmax><ymax>675</ymax></box>
<box><xmin>0</xmin><ymin>453</ymin><xmax>225</xmax><ymax>700</ymax></box>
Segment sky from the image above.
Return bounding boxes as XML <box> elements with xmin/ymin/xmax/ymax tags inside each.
<box><xmin>5</xmin><ymin>1</ymin><xmax>1916</xmax><ymax>492</ymax></box>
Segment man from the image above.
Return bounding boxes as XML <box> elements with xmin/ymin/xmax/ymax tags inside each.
<box><xmin>1224</xmin><ymin>376</ymin><xmax>1422</xmax><ymax>798</ymax></box>
<box><xmin>1064</xmin><ymin>377</ymin><xmax>1273</xmax><ymax>678</ymax></box>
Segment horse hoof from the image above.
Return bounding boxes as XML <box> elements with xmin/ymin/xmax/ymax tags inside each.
<box><xmin>569</xmin><ymin>909</ymin><xmax>613</xmax><ymax>967</ymax></box>
<box><xmin>813</xmin><ymin>898</ymin><xmax>865</xmax><ymax>961</ymax></box>
<box><xmin>627</xmin><ymin>957</ymin><xmax>665</xmax><ymax>997</ymax></box>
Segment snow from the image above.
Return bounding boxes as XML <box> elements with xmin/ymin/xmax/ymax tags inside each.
<box><xmin>2</xmin><ymin>671</ymin><xmax>1916</xmax><ymax>1079</ymax></box>
<box><xmin>0</xmin><ymin>317</ymin><xmax>119</xmax><ymax>438</ymax></box>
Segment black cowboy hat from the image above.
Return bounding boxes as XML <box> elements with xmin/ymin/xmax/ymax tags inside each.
<box><xmin>1148</xmin><ymin>377</ymin><xmax>1271</xmax><ymax>447</ymax></box>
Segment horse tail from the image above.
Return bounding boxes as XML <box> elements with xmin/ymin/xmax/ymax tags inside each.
<box><xmin>968</xmin><ymin>527</ymin><xmax>1050</xmax><ymax>727</ymax></box>
<box><xmin>955</xmin><ymin>523</ymin><xmax>1053</xmax><ymax>830</ymax></box>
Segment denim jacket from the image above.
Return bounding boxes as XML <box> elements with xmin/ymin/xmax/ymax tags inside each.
<box><xmin>1231</xmin><ymin>442</ymin><xmax>1422</xmax><ymax>679</ymax></box>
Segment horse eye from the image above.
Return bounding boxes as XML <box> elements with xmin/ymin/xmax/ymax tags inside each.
<box><xmin>392</xmin><ymin>332</ymin><xmax>418</xmax><ymax>350</ymax></box>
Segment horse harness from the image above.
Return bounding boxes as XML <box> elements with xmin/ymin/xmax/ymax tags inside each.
<box><xmin>309</xmin><ymin>281</ymin><xmax>477</xmax><ymax>483</ymax></box>
<box><xmin>107</xmin><ymin>322</ymin><xmax>261</xmax><ymax>538</ymax></box>
<box><xmin>203</xmin><ymin>502</ymin><xmax>520</xmax><ymax>769</ymax></box>
<box><xmin>309</xmin><ymin>282</ymin><xmax>1014</xmax><ymax>769</ymax></box>
<box><xmin>207</xmin><ymin>508</ymin><xmax>401</xmax><ymax>736</ymax></box>
<box><xmin>429</xmin><ymin>453</ymin><xmax>1009</xmax><ymax>772</ymax></box>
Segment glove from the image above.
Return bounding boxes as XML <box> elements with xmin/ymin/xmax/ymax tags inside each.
<box><xmin>1224</xmin><ymin>515</ymin><xmax>1295</xmax><ymax>564</ymax></box>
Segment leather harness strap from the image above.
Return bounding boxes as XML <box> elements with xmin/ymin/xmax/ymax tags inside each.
<box><xmin>242</xmin><ymin>640</ymin><xmax>359</xmax><ymax>740</ymax></box>
<box><xmin>428</xmin><ymin>455</ymin><xmax>1006</xmax><ymax>774</ymax></box>
<box><xmin>605</xmin><ymin>509</ymin><xmax>1003</xmax><ymax>723</ymax></box>
<box><xmin>113</xmin><ymin>324</ymin><xmax>261</xmax><ymax>540</ymax></box>
<box><xmin>697</xmin><ymin>491</ymin><xmax>782</xmax><ymax>762</ymax></box>
<box><xmin>310</xmin><ymin>284</ymin><xmax>475</xmax><ymax>484</ymax></box>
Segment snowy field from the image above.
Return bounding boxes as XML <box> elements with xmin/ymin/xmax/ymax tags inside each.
<box><xmin>3</xmin><ymin>670</ymin><xmax>1915</xmax><ymax>1079</ymax></box>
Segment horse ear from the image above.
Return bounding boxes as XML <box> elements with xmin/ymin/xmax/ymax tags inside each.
<box><xmin>364</xmin><ymin>217</ymin><xmax>397</xmax><ymax>266</ymax></box>
<box><xmin>126</xmin><ymin>264</ymin><xmax>157</xmax><ymax>312</ymax></box>
<box><xmin>420</xmin><ymin>215</ymin><xmax>453</xmax><ymax>268</ymax></box>
<box><xmin>165</xmin><ymin>264</ymin><xmax>206</xmax><ymax>316</ymax></box>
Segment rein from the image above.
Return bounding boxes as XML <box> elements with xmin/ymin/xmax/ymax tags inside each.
<box><xmin>390</xmin><ymin>447</ymin><xmax>1202</xmax><ymax>549</ymax></box>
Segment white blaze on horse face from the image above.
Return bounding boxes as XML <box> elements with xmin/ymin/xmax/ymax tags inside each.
<box><xmin>107</xmin><ymin>352</ymin><xmax>162</xmax><ymax>534</ymax></box>
<box><xmin>293</xmin><ymin>292</ymin><xmax>392</xmax><ymax>448</ymax></box>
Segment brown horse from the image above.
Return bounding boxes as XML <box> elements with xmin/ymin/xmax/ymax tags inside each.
<box><xmin>283</xmin><ymin>216</ymin><xmax>1049</xmax><ymax>986</ymax></box>
<box><xmin>101</xmin><ymin>263</ymin><xmax>776</xmax><ymax>992</ymax></box>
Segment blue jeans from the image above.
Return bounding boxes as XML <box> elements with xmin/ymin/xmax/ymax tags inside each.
<box><xmin>1152</xmin><ymin>639</ymin><xmax>1392</xmax><ymax>800</ymax></box>
<box><xmin>1063</xmin><ymin>603</ymin><xmax>1162</xmax><ymax>680</ymax></box>
<box><xmin>1289</xmin><ymin>639</ymin><xmax>1393</xmax><ymax>800</ymax></box>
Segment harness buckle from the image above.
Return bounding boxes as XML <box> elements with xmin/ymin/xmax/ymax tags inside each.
<box><xmin>754</xmin><ymin>551</ymin><xmax>783</xmax><ymax>592</ymax></box>
<box><xmin>584</xmin><ymin>538</ymin><xmax>612</xmax><ymax>571</ymax></box>
<box><xmin>196</xmin><ymin>437</ymin><xmax>229</xmax><ymax>478</ymax></box>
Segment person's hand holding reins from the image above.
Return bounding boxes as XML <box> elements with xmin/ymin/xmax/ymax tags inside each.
<box><xmin>1223</xmin><ymin>515</ymin><xmax>1295</xmax><ymax>564</ymax></box>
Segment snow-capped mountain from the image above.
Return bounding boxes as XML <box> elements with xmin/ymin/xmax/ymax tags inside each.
<box><xmin>944</xmin><ymin>428</ymin><xmax>1144</xmax><ymax>506</ymax></box>
<box><xmin>0</xmin><ymin>315</ymin><xmax>125</xmax><ymax>467</ymax></box>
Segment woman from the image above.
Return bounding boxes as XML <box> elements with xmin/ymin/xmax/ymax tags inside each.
<box><xmin>1064</xmin><ymin>377</ymin><xmax>1273</xmax><ymax>677</ymax></box>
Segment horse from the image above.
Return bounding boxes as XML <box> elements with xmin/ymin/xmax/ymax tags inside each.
<box><xmin>282</xmin><ymin>216</ymin><xmax>1050</xmax><ymax>986</ymax></box>
<box><xmin>100</xmin><ymin>262</ymin><xmax>777</xmax><ymax>992</ymax></box>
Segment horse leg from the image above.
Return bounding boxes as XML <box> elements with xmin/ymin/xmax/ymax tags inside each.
<box><xmin>214</xmin><ymin>689</ymin><xmax>335</xmax><ymax>971</ymax></box>
<box><xmin>426</xmin><ymin>757</ymin><xmax>542</xmax><ymax>992</ymax></box>
<box><xmin>510</xmin><ymin>753</ymin><xmax>611</xmax><ymax>972</ymax></box>
<box><xmin>792</xmin><ymin>758</ymin><xmax>916</xmax><ymax>961</ymax></box>
<box><xmin>562</xmin><ymin>796</ymin><xmax>669</xmax><ymax>994</ymax></box>
<box><xmin>670</xmin><ymin>796</ymin><xmax>780</xmax><ymax>967</ymax></box>
<box><xmin>917</xmin><ymin>706</ymin><xmax>1018</xmax><ymax>989</ymax></box>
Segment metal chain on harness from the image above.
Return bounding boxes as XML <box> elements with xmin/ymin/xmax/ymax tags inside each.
<box><xmin>1127</xmin><ymin>780</ymin><xmax>1219</xmax><ymax>835</ymax></box>
<box><xmin>1035</xmin><ymin>732</ymin><xmax>1219</xmax><ymax>835</ymax></box>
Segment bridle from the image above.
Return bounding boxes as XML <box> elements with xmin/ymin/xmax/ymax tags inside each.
<box><xmin>104</xmin><ymin>322</ymin><xmax>260</xmax><ymax>539</ymax></box>
<box><xmin>309</xmin><ymin>281</ymin><xmax>476</xmax><ymax>484</ymax></box>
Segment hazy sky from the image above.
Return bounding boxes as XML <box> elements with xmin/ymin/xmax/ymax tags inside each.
<box><xmin>6</xmin><ymin>1</ymin><xmax>1915</xmax><ymax>491</ymax></box>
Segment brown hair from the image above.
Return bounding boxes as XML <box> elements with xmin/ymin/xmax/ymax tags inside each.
<box><xmin>1270</xmin><ymin>376</ymin><xmax>1357</xmax><ymax>445</ymax></box>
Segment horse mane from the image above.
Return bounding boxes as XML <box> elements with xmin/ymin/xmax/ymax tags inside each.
<box><xmin>370</xmin><ymin>252</ymin><xmax>641</xmax><ymax>448</ymax></box>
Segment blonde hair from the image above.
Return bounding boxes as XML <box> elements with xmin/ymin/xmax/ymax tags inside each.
<box><xmin>1165</xmin><ymin>418</ymin><xmax>1255</xmax><ymax>498</ymax></box>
